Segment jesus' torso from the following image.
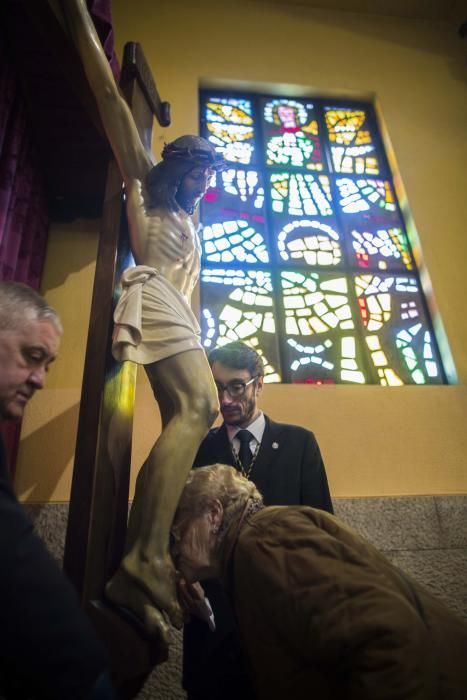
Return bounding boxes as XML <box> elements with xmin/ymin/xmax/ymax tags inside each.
<box><xmin>126</xmin><ymin>180</ymin><xmax>201</xmax><ymax>300</ymax></box>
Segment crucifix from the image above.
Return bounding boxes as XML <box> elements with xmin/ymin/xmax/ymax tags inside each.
<box><xmin>61</xmin><ymin>30</ymin><xmax>171</xmax><ymax>700</ymax></box>
<box><xmin>61</xmin><ymin>1</ymin><xmax>223</xmax><ymax>694</ymax></box>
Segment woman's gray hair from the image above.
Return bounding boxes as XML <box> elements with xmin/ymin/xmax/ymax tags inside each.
<box><xmin>0</xmin><ymin>281</ymin><xmax>62</xmax><ymax>334</ymax></box>
<box><xmin>173</xmin><ymin>464</ymin><xmax>263</xmax><ymax>540</ymax></box>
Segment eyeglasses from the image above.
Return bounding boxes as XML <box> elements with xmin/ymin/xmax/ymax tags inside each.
<box><xmin>215</xmin><ymin>376</ymin><xmax>257</xmax><ymax>398</ymax></box>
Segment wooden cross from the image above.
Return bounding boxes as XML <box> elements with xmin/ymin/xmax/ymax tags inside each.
<box><xmin>62</xmin><ymin>38</ymin><xmax>171</xmax><ymax>697</ymax></box>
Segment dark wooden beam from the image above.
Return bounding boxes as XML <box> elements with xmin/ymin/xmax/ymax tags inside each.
<box><xmin>121</xmin><ymin>42</ymin><xmax>171</xmax><ymax>130</ymax></box>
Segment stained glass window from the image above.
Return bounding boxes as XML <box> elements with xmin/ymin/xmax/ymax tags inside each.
<box><xmin>199</xmin><ymin>91</ymin><xmax>446</xmax><ymax>385</ymax></box>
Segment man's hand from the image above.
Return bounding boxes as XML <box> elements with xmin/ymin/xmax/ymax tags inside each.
<box><xmin>177</xmin><ymin>579</ymin><xmax>216</xmax><ymax>630</ymax></box>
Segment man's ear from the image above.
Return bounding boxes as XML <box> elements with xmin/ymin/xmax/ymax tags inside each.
<box><xmin>256</xmin><ymin>375</ymin><xmax>264</xmax><ymax>397</ymax></box>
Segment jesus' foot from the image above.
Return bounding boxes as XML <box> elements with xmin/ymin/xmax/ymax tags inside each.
<box><xmin>104</xmin><ymin>576</ymin><xmax>171</xmax><ymax>647</ymax></box>
<box><xmin>105</xmin><ymin>554</ymin><xmax>183</xmax><ymax>637</ymax></box>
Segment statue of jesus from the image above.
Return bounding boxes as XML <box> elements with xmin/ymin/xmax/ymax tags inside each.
<box><xmin>63</xmin><ymin>0</ymin><xmax>224</xmax><ymax>644</ymax></box>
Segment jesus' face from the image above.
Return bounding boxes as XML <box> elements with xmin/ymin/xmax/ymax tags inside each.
<box><xmin>176</xmin><ymin>166</ymin><xmax>214</xmax><ymax>214</ymax></box>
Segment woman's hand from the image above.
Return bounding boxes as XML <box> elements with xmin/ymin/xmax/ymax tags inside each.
<box><xmin>177</xmin><ymin>579</ymin><xmax>216</xmax><ymax>630</ymax></box>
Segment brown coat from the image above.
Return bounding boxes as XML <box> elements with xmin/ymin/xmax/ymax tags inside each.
<box><xmin>220</xmin><ymin>506</ymin><xmax>467</xmax><ymax>700</ymax></box>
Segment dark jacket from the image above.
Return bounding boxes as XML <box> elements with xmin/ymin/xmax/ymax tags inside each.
<box><xmin>222</xmin><ymin>506</ymin><xmax>467</xmax><ymax>700</ymax></box>
<box><xmin>183</xmin><ymin>416</ymin><xmax>333</xmax><ymax>698</ymax></box>
<box><xmin>0</xmin><ymin>436</ymin><xmax>110</xmax><ymax>700</ymax></box>
<box><xmin>193</xmin><ymin>415</ymin><xmax>333</xmax><ymax>511</ymax></box>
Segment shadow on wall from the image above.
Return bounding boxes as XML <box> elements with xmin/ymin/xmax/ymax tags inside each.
<box><xmin>16</xmin><ymin>402</ymin><xmax>80</xmax><ymax>505</ymax></box>
<box><xmin>44</xmin><ymin>219</ymin><xmax>100</xmax><ymax>290</ymax></box>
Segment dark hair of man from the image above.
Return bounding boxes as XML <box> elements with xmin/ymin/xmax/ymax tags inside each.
<box><xmin>208</xmin><ymin>341</ymin><xmax>265</xmax><ymax>378</ymax></box>
<box><xmin>0</xmin><ymin>281</ymin><xmax>62</xmax><ymax>334</ymax></box>
<box><xmin>146</xmin><ymin>134</ymin><xmax>225</xmax><ymax>213</ymax></box>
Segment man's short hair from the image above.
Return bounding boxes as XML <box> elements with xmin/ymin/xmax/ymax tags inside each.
<box><xmin>208</xmin><ymin>342</ymin><xmax>264</xmax><ymax>378</ymax></box>
<box><xmin>0</xmin><ymin>281</ymin><xmax>62</xmax><ymax>334</ymax></box>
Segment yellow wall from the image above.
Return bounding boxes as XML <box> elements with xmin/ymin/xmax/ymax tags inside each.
<box><xmin>15</xmin><ymin>0</ymin><xmax>467</xmax><ymax>501</ymax></box>
<box><xmin>15</xmin><ymin>219</ymin><xmax>98</xmax><ymax>502</ymax></box>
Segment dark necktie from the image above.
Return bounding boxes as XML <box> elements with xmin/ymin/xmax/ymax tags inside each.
<box><xmin>236</xmin><ymin>429</ymin><xmax>253</xmax><ymax>471</ymax></box>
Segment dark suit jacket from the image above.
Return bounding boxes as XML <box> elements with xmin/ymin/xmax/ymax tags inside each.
<box><xmin>0</xmin><ymin>436</ymin><xmax>108</xmax><ymax>700</ymax></box>
<box><xmin>183</xmin><ymin>415</ymin><xmax>333</xmax><ymax>698</ymax></box>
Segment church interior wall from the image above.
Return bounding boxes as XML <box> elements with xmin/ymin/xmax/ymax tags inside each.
<box><xmin>15</xmin><ymin>0</ymin><xmax>467</xmax><ymax>503</ymax></box>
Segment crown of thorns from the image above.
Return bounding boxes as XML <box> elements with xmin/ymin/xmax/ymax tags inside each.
<box><xmin>161</xmin><ymin>142</ymin><xmax>226</xmax><ymax>170</ymax></box>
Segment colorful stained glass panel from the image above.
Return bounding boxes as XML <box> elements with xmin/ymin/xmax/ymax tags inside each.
<box><xmin>262</xmin><ymin>98</ymin><xmax>324</xmax><ymax>170</ymax></box>
<box><xmin>336</xmin><ymin>177</ymin><xmax>402</xmax><ymax>232</ymax></box>
<box><xmin>201</xmin><ymin>168</ymin><xmax>269</xmax><ymax>265</ymax></box>
<box><xmin>337</xmin><ymin>177</ymin><xmax>397</xmax><ymax>217</ymax></box>
<box><xmin>276</xmin><ymin>220</ymin><xmax>343</xmax><ymax>267</ymax></box>
<box><xmin>268</xmin><ymin>171</ymin><xmax>342</xmax><ymax>267</ymax></box>
<box><xmin>202</xmin><ymin>96</ymin><xmax>256</xmax><ymax>164</ymax></box>
<box><xmin>355</xmin><ymin>274</ymin><xmax>443</xmax><ymax>385</ymax></box>
<box><xmin>281</xmin><ymin>271</ymin><xmax>367</xmax><ymax>383</ymax></box>
<box><xmin>269</xmin><ymin>172</ymin><xmax>333</xmax><ymax>217</ymax></box>
<box><xmin>200</xmin><ymin>268</ymin><xmax>281</xmax><ymax>381</ymax></box>
<box><xmin>348</xmin><ymin>227</ymin><xmax>413</xmax><ymax>271</ymax></box>
<box><xmin>324</xmin><ymin>106</ymin><xmax>381</xmax><ymax>174</ymax></box>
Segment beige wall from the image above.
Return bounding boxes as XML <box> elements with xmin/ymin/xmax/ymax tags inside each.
<box><xmin>15</xmin><ymin>219</ymin><xmax>99</xmax><ymax>502</ymax></box>
<box><xmin>15</xmin><ymin>0</ymin><xmax>467</xmax><ymax>501</ymax></box>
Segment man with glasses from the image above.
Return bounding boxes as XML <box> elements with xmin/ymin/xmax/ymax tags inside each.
<box><xmin>181</xmin><ymin>341</ymin><xmax>333</xmax><ymax>700</ymax></box>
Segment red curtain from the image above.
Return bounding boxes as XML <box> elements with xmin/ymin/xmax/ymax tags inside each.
<box><xmin>0</xmin><ymin>32</ymin><xmax>50</xmax><ymax>476</ymax></box>
<box><xmin>0</xmin><ymin>37</ymin><xmax>49</xmax><ymax>287</ymax></box>
<box><xmin>0</xmin><ymin>1</ymin><xmax>118</xmax><ymax>475</ymax></box>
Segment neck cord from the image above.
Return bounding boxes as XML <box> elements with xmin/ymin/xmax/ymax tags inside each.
<box><xmin>217</xmin><ymin>496</ymin><xmax>264</xmax><ymax>545</ymax></box>
<box><xmin>231</xmin><ymin>439</ymin><xmax>260</xmax><ymax>479</ymax></box>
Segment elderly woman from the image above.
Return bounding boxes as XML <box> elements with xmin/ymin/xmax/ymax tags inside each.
<box><xmin>171</xmin><ymin>464</ymin><xmax>467</xmax><ymax>700</ymax></box>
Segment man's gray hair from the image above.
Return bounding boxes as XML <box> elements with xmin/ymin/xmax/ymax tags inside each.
<box><xmin>0</xmin><ymin>281</ymin><xmax>62</xmax><ymax>334</ymax></box>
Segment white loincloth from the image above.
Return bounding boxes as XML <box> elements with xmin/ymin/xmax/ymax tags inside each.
<box><xmin>112</xmin><ymin>265</ymin><xmax>202</xmax><ymax>364</ymax></box>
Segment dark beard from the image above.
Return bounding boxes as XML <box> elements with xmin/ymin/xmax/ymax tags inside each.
<box><xmin>222</xmin><ymin>397</ymin><xmax>257</xmax><ymax>428</ymax></box>
<box><xmin>176</xmin><ymin>192</ymin><xmax>200</xmax><ymax>215</ymax></box>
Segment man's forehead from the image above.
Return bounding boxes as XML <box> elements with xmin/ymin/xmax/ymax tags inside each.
<box><xmin>21</xmin><ymin>318</ymin><xmax>61</xmax><ymax>354</ymax></box>
<box><xmin>211</xmin><ymin>362</ymin><xmax>250</xmax><ymax>380</ymax></box>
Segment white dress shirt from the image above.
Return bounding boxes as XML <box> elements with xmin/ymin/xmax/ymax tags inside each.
<box><xmin>226</xmin><ymin>411</ymin><xmax>266</xmax><ymax>459</ymax></box>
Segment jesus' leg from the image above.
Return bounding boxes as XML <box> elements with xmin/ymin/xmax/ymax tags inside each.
<box><xmin>105</xmin><ymin>348</ymin><xmax>219</xmax><ymax>638</ymax></box>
